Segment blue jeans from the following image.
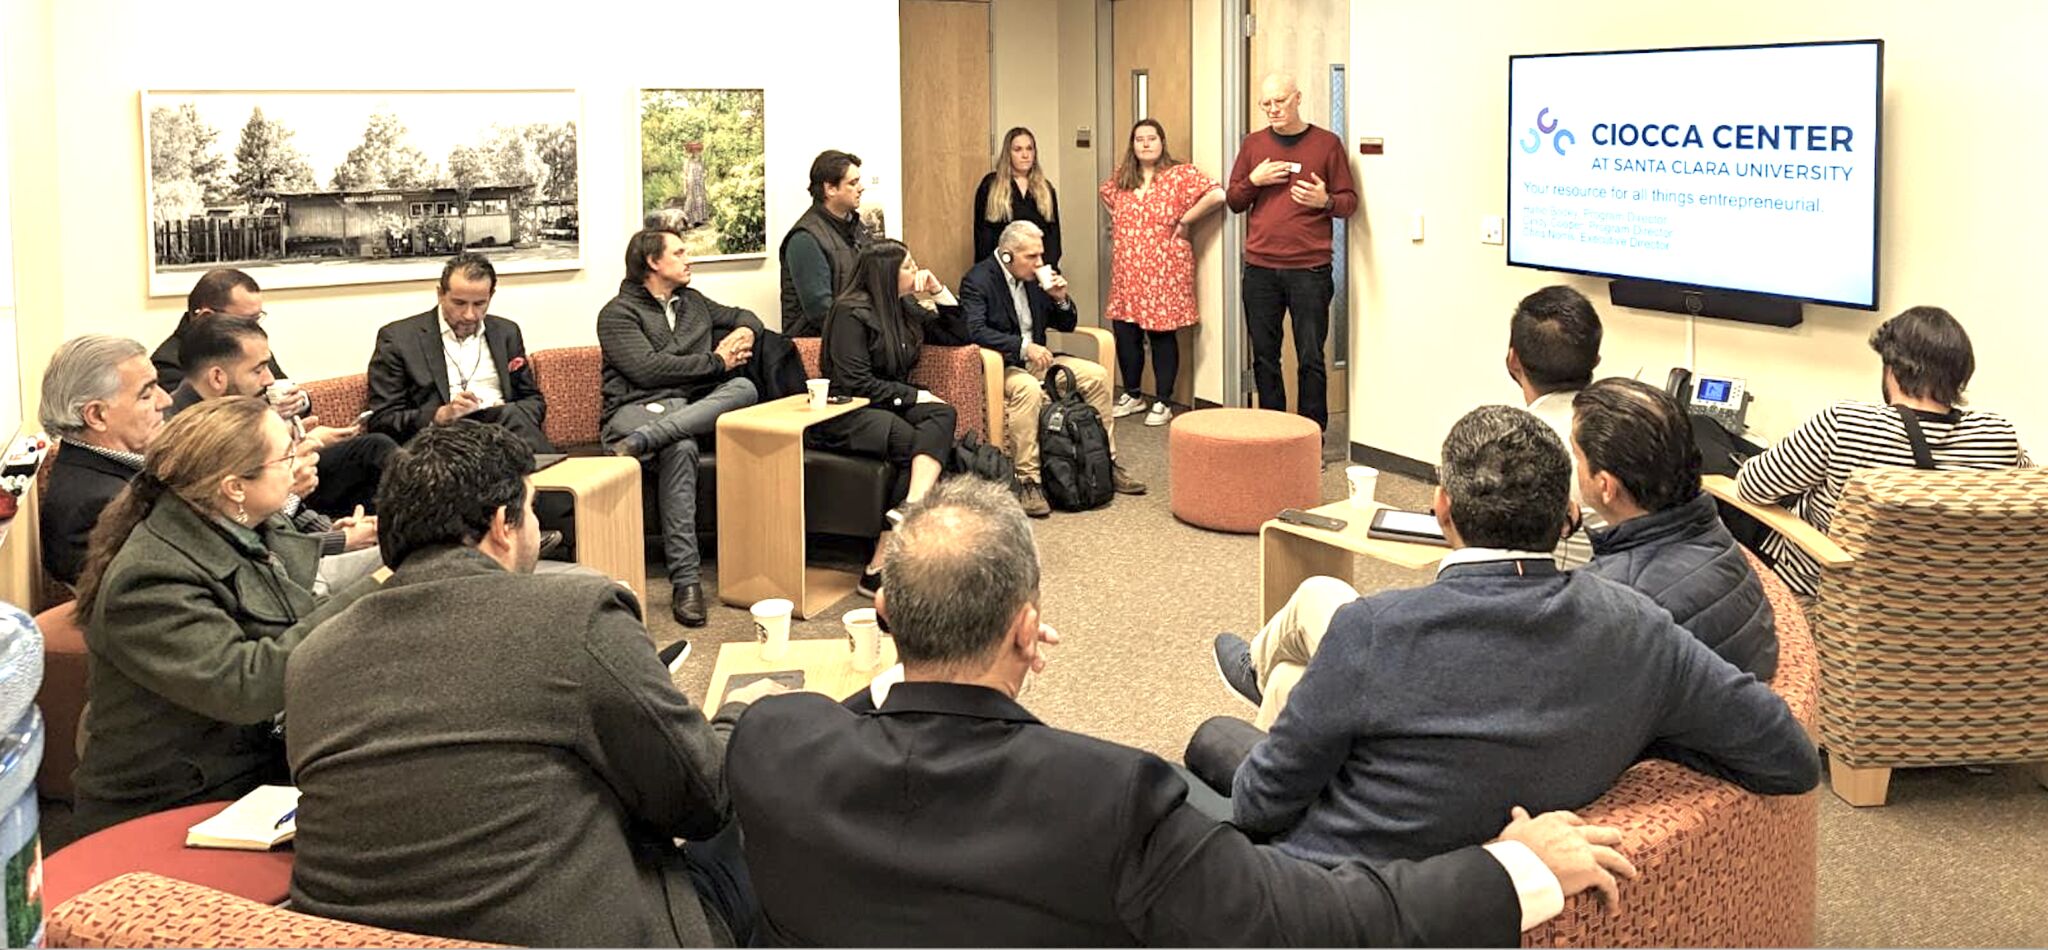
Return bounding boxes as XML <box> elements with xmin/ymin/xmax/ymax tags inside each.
<box><xmin>602</xmin><ymin>378</ymin><xmax>759</xmax><ymax>587</ymax></box>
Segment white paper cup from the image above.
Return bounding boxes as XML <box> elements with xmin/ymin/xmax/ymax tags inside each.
<box><xmin>267</xmin><ymin>379</ymin><xmax>299</xmax><ymax>412</ymax></box>
<box><xmin>751</xmin><ymin>598</ymin><xmax>793</xmax><ymax>660</ymax></box>
<box><xmin>1345</xmin><ymin>465</ymin><xmax>1379</xmax><ymax>507</ymax></box>
<box><xmin>843</xmin><ymin>607</ymin><xmax>881</xmax><ymax>672</ymax></box>
<box><xmin>1032</xmin><ymin>264</ymin><xmax>1055</xmax><ymax>290</ymax></box>
<box><xmin>805</xmin><ymin>378</ymin><xmax>830</xmax><ymax>410</ymax></box>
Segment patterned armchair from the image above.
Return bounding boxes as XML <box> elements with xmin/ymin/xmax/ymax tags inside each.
<box><xmin>1804</xmin><ymin>467</ymin><xmax>2048</xmax><ymax>806</ymax></box>
<box><xmin>299</xmin><ymin>374</ymin><xmax>370</xmax><ymax>427</ymax></box>
<box><xmin>47</xmin><ymin>872</ymin><xmax>503</xmax><ymax>948</ymax></box>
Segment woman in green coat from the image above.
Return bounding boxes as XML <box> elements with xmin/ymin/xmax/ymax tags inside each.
<box><xmin>70</xmin><ymin>397</ymin><xmax>372</xmax><ymax>835</ymax></box>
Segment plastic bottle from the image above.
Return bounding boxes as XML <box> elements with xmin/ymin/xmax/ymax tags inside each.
<box><xmin>0</xmin><ymin>601</ymin><xmax>46</xmax><ymax>948</ymax></box>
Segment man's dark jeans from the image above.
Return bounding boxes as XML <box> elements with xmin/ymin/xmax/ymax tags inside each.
<box><xmin>1243</xmin><ymin>263</ymin><xmax>1334</xmax><ymax>429</ymax></box>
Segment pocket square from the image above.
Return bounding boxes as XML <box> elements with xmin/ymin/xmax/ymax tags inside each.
<box><xmin>507</xmin><ymin>355</ymin><xmax>527</xmax><ymax>373</ymax></box>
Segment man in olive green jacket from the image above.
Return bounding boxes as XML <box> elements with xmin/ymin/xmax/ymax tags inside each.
<box><xmin>73</xmin><ymin>498</ymin><xmax>374</xmax><ymax>836</ymax></box>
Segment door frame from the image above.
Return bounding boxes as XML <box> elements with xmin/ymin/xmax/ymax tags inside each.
<box><xmin>1220</xmin><ymin>0</ymin><xmax>1249</xmax><ymax>407</ymax></box>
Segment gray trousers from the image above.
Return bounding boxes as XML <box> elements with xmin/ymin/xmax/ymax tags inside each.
<box><xmin>603</xmin><ymin>378</ymin><xmax>760</xmax><ymax>587</ymax></box>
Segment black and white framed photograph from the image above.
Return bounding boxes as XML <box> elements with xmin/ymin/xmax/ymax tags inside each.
<box><xmin>639</xmin><ymin>89</ymin><xmax>766</xmax><ymax>260</ymax></box>
<box><xmin>142</xmin><ymin>89</ymin><xmax>581</xmax><ymax>295</ymax></box>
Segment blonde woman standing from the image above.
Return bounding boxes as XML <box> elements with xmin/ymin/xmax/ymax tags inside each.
<box><xmin>973</xmin><ymin>127</ymin><xmax>1062</xmax><ymax>269</ymax></box>
<box><xmin>1100</xmin><ymin>119</ymin><xmax>1225</xmax><ymax>426</ymax></box>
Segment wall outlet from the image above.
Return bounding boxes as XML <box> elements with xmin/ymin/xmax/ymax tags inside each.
<box><xmin>1409</xmin><ymin>213</ymin><xmax>1425</xmax><ymax>242</ymax></box>
<box><xmin>1479</xmin><ymin>215</ymin><xmax>1504</xmax><ymax>245</ymax></box>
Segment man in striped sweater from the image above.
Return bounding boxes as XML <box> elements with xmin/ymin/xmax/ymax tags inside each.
<box><xmin>1736</xmin><ymin>306</ymin><xmax>2031</xmax><ymax>596</ymax></box>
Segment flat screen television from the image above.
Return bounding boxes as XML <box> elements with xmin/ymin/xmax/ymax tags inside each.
<box><xmin>1507</xmin><ymin>40</ymin><xmax>1883</xmax><ymax>314</ymax></box>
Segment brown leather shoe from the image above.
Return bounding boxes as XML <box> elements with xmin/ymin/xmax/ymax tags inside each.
<box><xmin>1112</xmin><ymin>463</ymin><xmax>1148</xmax><ymax>496</ymax></box>
<box><xmin>1016</xmin><ymin>481</ymin><xmax>1052</xmax><ymax>518</ymax></box>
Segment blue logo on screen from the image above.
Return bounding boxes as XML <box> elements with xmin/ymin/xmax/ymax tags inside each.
<box><xmin>1519</xmin><ymin>108</ymin><xmax>1576</xmax><ymax>156</ymax></box>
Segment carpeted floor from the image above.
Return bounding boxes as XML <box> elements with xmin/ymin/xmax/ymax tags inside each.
<box><xmin>651</xmin><ymin>410</ymin><xmax>2048</xmax><ymax>948</ymax></box>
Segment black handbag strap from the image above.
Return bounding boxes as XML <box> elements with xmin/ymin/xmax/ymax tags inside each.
<box><xmin>1894</xmin><ymin>405</ymin><xmax>1937</xmax><ymax>470</ymax></box>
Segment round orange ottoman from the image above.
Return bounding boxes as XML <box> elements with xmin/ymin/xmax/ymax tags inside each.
<box><xmin>1169</xmin><ymin>408</ymin><xmax>1322</xmax><ymax>533</ymax></box>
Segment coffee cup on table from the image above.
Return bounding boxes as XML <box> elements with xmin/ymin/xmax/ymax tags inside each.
<box><xmin>843</xmin><ymin>607</ymin><xmax>882</xmax><ymax>672</ymax></box>
<box><xmin>1345</xmin><ymin>465</ymin><xmax>1379</xmax><ymax>508</ymax></box>
<box><xmin>751</xmin><ymin>598</ymin><xmax>793</xmax><ymax>661</ymax></box>
<box><xmin>805</xmin><ymin>378</ymin><xmax>830</xmax><ymax>410</ymax></box>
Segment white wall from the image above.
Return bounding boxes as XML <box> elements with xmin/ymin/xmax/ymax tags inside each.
<box><xmin>6</xmin><ymin>0</ymin><xmax>903</xmax><ymax>409</ymax></box>
<box><xmin>1348</xmin><ymin>0</ymin><xmax>2048</xmax><ymax>465</ymax></box>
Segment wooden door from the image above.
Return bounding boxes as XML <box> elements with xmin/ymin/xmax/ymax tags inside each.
<box><xmin>900</xmin><ymin>0</ymin><xmax>992</xmax><ymax>295</ymax></box>
<box><xmin>1247</xmin><ymin>0</ymin><xmax>1348</xmax><ymax>426</ymax></box>
<box><xmin>1110</xmin><ymin>0</ymin><xmax>1194</xmax><ymax>407</ymax></box>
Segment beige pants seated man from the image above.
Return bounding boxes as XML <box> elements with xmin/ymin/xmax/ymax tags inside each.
<box><xmin>1241</xmin><ymin>574</ymin><xmax>1362</xmax><ymax>730</ymax></box>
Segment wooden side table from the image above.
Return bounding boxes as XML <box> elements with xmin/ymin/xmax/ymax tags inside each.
<box><xmin>532</xmin><ymin>457</ymin><xmax>647</xmax><ymax>606</ymax></box>
<box><xmin>715</xmin><ymin>393</ymin><xmax>870</xmax><ymax>618</ymax></box>
<box><xmin>706</xmin><ymin>636</ymin><xmax>900</xmax><ymax>708</ymax></box>
<box><xmin>1259</xmin><ymin>499</ymin><xmax>1449</xmax><ymax>623</ymax></box>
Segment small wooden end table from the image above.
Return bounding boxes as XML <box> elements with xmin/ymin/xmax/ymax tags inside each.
<box><xmin>1259</xmin><ymin>499</ymin><xmax>1449</xmax><ymax>623</ymax></box>
<box><xmin>532</xmin><ymin>457</ymin><xmax>648</xmax><ymax>606</ymax></box>
<box><xmin>705</xmin><ymin>636</ymin><xmax>901</xmax><ymax>708</ymax></box>
<box><xmin>715</xmin><ymin>393</ymin><xmax>871</xmax><ymax>618</ymax></box>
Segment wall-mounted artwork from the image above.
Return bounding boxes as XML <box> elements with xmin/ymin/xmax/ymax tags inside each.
<box><xmin>142</xmin><ymin>89</ymin><xmax>580</xmax><ymax>296</ymax></box>
<box><xmin>640</xmin><ymin>89</ymin><xmax>766</xmax><ymax>260</ymax></box>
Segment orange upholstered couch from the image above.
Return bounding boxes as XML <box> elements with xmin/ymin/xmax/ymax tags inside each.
<box><xmin>46</xmin><ymin>872</ymin><xmax>502</xmax><ymax>948</ymax></box>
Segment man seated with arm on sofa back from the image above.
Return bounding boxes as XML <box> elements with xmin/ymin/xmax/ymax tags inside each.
<box><xmin>1211</xmin><ymin>405</ymin><xmax>1818</xmax><ymax>867</ymax></box>
<box><xmin>286</xmin><ymin>421</ymin><xmax>785</xmax><ymax>948</ymax></box>
<box><xmin>1735</xmin><ymin>305</ymin><xmax>2031</xmax><ymax>596</ymax></box>
<box><xmin>728</xmin><ymin>477</ymin><xmax>1639</xmax><ymax>947</ymax></box>
<box><xmin>1575</xmin><ymin>377</ymin><xmax>1777</xmax><ymax>679</ymax></box>
<box><xmin>365</xmin><ymin>253</ymin><xmax>554</xmax><ymax>455</ymax></box>
<box><xmin>960</xmin><ymin>220</ymin><xmax>1145</xmax><ymax>517</ymax></box>
<box><xmin>597</xmin><ymin>227</ymin><xmax>762</xmax><ymax>628</ymax></box>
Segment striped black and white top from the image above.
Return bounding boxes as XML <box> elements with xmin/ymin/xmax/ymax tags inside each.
<box><xmin>1736</xmin><ymin>401</ymin><xmax>2031</xmax><ymax>595</ymax></box>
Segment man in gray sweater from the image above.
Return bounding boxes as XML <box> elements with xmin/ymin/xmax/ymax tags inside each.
<box><xmin>286</xmin><ymin>421</ymin><xmax>782</xmax><ymax>947</ymax></box>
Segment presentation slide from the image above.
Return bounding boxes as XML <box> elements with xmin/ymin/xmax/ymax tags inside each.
<box><xmin>1508</xmin><ymin>42</ymin><xmax>1881</xmax><ymax>308</ymax></box>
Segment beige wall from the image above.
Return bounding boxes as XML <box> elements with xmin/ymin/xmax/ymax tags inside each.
<box><xmin>4</xmin><ymin>0</ymin><xmax>904</xmax><ymax>422</ymax></box>
<box><xmin>1348</xmin><ymin>0</ymin><xmax>2048</xmax><ymax>464</ymax></box>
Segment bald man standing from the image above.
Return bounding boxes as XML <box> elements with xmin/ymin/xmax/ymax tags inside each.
<box><xmin>1227</xmin><ymin>73</ymin><xmax>1357</xmax><ymax>431</ymax></box>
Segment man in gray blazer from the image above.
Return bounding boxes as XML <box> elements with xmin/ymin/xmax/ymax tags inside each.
<box><xmin>284</xmin><ymin>420</ymin><xmax>781</xmax><ymax>947</ymax></box>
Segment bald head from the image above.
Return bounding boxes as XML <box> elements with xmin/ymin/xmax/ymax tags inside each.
<box><xmin>1258</xmin><ymin>74</ymin><xmax>1306</xmax><ymax>134</ymax></box>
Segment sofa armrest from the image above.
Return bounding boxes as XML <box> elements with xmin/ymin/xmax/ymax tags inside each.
<box><xmin>1049</xmin><ymin>326</ymin><xmax>1115</xmax><ymax>384</ymax></box>
<box><xmin>47</xmin><ymin>872</ymin><xmax>501</xmax><ymax>948</ymax></box>
<box><xmin>980</xmin><ymin>347</ymin><xmax>1006</xmax><ymax>447</ymax></box>
<box><xmin>1702</xmin><ymin>475</ymin><xmax>1852</xmax><ymax>569</ymax></box>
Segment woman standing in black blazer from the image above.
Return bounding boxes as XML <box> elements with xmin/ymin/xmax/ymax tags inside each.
<box><xmin>811</xmin><ymin>239</ymin><xmax>964</xmax><ymax>596</ymax></box>
<box><xmin>972</xmin><ymin>127</ymin><xmax>1062</xmax><ymax>269</ymax></box>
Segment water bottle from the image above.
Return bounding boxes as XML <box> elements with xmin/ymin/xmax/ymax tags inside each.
<box><xmin>0</xmin><ymin>601</ymin><xmax>45</xmax><ymax>948</ymax></box>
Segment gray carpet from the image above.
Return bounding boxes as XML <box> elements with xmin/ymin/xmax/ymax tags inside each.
<box><xmin>651</xmin><ymin>410</ymin><xmax>2048</xmax><ymax>948</ymax></box>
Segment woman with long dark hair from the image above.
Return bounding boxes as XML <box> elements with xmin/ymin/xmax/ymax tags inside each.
<box><xmin>70</xmin><ymin>397</ymin><xmax>370</xmax><ymax>835</ymax></box>
<box><xmin>1100</xmin><ymin>118</ymin><xmax>1225</xmax><ymax>427</ymax></box>
<box><xmin>810</xmin><ymin>239</ymin><xmax>965</xmax><ymax>596</ymax></box>
<box><xmin>973</xmin><ymin>127</ymin><xmax>1062</xmax><ymax>268</ymax></box>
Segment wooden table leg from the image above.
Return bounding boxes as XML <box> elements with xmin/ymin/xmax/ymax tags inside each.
<box><xmin>717</xmin><ymin>424</ymin><xmax>808</xmax><ymax>612</ymax></box>
<box><xmin>1259</xmin><ymin>526</ymin><xmax>1351</xmax><ymax>626</ymax></box>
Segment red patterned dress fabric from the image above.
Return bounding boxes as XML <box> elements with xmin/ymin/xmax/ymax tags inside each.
<box><xmin>1099</xmin><ymin>163</ymin><xmax>1218</xmax><ymax>332</ymax></box>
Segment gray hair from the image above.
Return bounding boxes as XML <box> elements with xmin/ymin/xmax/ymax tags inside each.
<box><xmin>40</xmin><ymin>335</ymin><xmax>148</xmax><ymax>437</ymax></box>
<box><xmin>996</xmin><ymin>220</ymin><xmax>1044</xmax><ymax>252</ymax></box>
<box><xmin>881</xmin><ymin>477</ymin><xmax>1042</xmax><ymax>668</ymax></box>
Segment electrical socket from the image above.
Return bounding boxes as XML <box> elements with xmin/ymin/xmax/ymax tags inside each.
<box><xmin>1479</xmin><ymin>215</ymin><xmax>1504</xmax><ymax>245</ymax></box>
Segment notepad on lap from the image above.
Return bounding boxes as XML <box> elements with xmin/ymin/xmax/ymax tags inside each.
<box><xmin>185</xmin><ymin>785</ymin><xmax>300</xmax><ymax>850</ymax></box>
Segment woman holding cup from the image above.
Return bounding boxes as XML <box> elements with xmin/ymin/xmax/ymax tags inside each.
<box><xmin>807</xmin><ymin>240</ymin><xmax>967</xmax><ymax>597</ymax></box>
<box><xmin>1100</xmin><ymin>119</ymin><xmax>1226</xmax><ymax>428</ymax></box>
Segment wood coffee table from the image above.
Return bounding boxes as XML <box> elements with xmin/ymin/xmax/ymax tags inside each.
<box><xmin>532</xmin><ymin>456</ymin><xmax>647</xmax><ymax>606</ymax></box>
<box><xmin>706</xmin><ymin>636</ymin><xmax>900</xmax><ymax>708</ymax></box>
<box><xmin>715</xmin><ymin>393</ymin><xmax>871</xmax><ymax>619</ymax></box>
<box><xmin>1259</xmin><ymin>499</ymin><xmax>1450</xmax><ymax>623</ymax></box>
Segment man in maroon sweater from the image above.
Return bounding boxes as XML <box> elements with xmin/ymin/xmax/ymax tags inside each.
<box><xmin>1227</xmin><ymin>73</ymin><xmax>1358</xmax><ymax>430</ymax></box>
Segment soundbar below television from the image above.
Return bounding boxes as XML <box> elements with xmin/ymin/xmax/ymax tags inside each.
<box><xmin>1507</xmin><ymin>40</ymin><xmax>1884</xmax><ymax>323</ymax></box>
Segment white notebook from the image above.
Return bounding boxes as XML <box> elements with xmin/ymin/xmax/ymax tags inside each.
<box><xmin>185</xmin><ymin>785</ymin><xmax>300</xmax><ymax>851</ymax></box>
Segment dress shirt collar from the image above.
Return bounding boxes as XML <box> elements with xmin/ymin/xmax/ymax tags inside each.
<box><xmin>1435</xmin><ymin>546</ymin><xmax>1558</xmax><ymax>577</ymax></box>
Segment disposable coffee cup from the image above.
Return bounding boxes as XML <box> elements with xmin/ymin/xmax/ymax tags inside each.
<box><xmin>267</xmin><ymin>379</ymin><xmax>301</xmax><ymax>414</ymax></box>
<box><xmin>1033</xmin><ymin>264</ymin><xmax>1056</xmax><ymax>289</ymax></box>
<box><xmin>843</xmin><ymin>607</ymin><xmax>882</xmax><ymax>672</ymax></box>
<box><xmin>1345</xmin><ymin>465</ymin><xmax>1379</xmax><ymax>508</ymax></box>
<box><xmin>805</xmin><ymin>378</ymin><xmax>830</xmax><ymax>410</ymax></box>
<box><xmin>751</xmin><ymin>598</ymin><xmax>793</xmax><ymax>661</ymax></box>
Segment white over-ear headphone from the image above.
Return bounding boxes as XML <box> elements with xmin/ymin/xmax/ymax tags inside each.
<box><xmin>998</xmin><ymin>249</ymin><xmax>1013</xmax><ymax>264</ymax></box>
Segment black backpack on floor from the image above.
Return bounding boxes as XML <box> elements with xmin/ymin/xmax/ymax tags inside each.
<box><xmin>1038</xmin><ymin>364</ymin><xmax>1114</xmax><ymax>511</ymax></box>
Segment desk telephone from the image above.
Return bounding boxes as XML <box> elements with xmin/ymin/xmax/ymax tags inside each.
<box><xmin>1665</xmin><ymin>368</ymin><xmax>1751</xmax><ymax>435</ymax></box>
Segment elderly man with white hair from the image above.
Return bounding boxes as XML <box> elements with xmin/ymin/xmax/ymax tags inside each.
<box><xmin>959</xmin><ymin>220</ymin><xmax>1145</xmax><ymax>516</ymax></box>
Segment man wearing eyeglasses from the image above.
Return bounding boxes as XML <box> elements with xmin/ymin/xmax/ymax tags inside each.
<box><xmin>152</xmin><ymin>269</ymin><xmax>292</xmax><ymax>397</ymax></box>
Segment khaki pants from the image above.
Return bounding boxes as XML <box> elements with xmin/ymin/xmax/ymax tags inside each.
<box><xmin>1003</xmin><ymin>357</ymin><xmax>1116</xmax><ymax>482</ymax></box>
<box><xmin>1249</xmin><ymin>575</ymin><xmax>1362</xmax><ymax>729</ymax></box>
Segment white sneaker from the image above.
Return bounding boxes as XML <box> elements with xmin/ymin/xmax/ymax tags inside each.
<box><xmin>1144</xmin><ymin>402</ymin><xmax>1172</xmax><ymax>427</ymax></box>
<box><xmin>1113</xmin><ymin>393</ymin><xmax>1147</xmax><ymax>419</ymax></box>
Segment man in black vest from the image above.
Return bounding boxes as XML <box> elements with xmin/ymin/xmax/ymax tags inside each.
<box><xmin>778</xmin><ymin>149</ymin><xmax>872</xmax><ymax>337</ymax></box>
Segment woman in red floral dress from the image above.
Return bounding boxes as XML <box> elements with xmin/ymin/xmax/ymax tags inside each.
<box><xmin>1099</xmin><ymin>119</ymin><xmax>1226</xmax><ymax>426</ymax></box>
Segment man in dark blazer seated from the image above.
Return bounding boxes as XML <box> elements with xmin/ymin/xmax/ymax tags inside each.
<box><xmin>150</xmin><ymin>268</ymin><xmax>285</xmax><ymax>393</ymax></box>
<box><xmin>961</xmin><ymin>220</ymin><xmax>1144</xmax><ymax>516</ymax></box>
<box><xmin>728</xmin><ymin>477</ymin><xmax>1638</xmax><ymax>947</ymax></box>
<box><xmin>366</xmin><ymin>253</ymin><xmax>553</xmax><ymax>454</ymax></box>
<box><xmin>285</xmin><ymin>421</ymin><xmax>785</xmax><ymax>948</ymax></box>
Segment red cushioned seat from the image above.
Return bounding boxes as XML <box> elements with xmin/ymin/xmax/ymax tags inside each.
<box><xmin>44</xmin><ymin>802</ymin><xmax>295</xmax><ymax>909</ymax></box>
<box><xmin>34</xmin><ymin>602</ymin><xmax>86</xmax><ymax>803</ymax></box>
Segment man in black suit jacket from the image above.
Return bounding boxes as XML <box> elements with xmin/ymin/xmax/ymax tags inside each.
<box><xmin>728</xmin><ymin>477</ymin><xmax>1636</xmax><ymax>947</ymax></box>
<box><xmin>960</xmin><ymin>220</ymin><xmax>1143</xmax><ymax>516</ymax></box>
<box><xmin>150</xmin><ymin>268</ymin><xmax>286</xmax><ymax>394</ymax></box>
<box><xmin>366</xmin><ymin>253</ymin><xmax>553</xmax><ymax>454</ymax></box>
